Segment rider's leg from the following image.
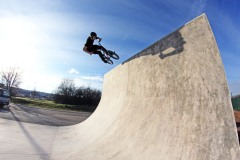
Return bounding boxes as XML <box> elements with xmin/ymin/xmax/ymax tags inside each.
<box><xmin>100</xmin><ymin>46</ymin><xmax>107</xmax><ymax>53</ymax></box>
<box><xmin>93</xmin><ymin>51</ymin><xmax>107</xmax><ymax>63</ymax></box>
<box><xmin>93</xmin><ymin>45</ymin><xmax>107</xmax><ymax>53</ymax></box>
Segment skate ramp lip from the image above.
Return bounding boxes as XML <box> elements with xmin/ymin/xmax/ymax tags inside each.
<box><xmin>0</xmin><ymin>13</ymin><xmax>239</xmax><ymax>160</ymax></box>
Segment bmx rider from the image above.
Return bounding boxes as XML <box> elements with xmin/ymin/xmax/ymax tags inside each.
<box><xmin>83</xmin><ymin>32</ymin><xmax>108</xmax><ymax>63</ymax></box>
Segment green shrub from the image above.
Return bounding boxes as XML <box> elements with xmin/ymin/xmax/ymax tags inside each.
<box><xmin>232</xmin><ymin>96</ymin><xmax>240</xmax><ymax>111</ymax></box>
<box><xmin>11</xmin><ymin>97</ymin><xmax>94</xmax><ymax>112</ymax></box>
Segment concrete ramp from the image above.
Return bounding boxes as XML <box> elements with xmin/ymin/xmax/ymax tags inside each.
<box><xmin>0</xmin><ymin>14</ymin><xmax>239</xmax><ymax>160</ymax></box>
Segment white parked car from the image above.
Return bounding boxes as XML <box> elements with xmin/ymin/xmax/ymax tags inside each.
<box><xmin>0</xmin><ymin>88</ymin><xmax>10</xmax><ymax>108</ymax></box>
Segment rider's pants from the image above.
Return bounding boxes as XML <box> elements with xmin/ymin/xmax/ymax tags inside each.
<box><xmin>89</xmin><ymin>45</ymin><xmax>107</xmax><ymax>63</ymax></box>
<box><xmin>90</xmin><ymin>45</ymin><xmax>107</xmax><ymax>53</ymax></box>
<box><xmin>93</xmin><ymin>51</ymin><xmax>107</xmax><ymax>62</ymax></box>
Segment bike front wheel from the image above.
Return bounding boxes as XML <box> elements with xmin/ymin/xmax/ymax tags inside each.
<box><xmin>105</xmin><ymin>58</ymin><xmax>113</xmax><ymax>65</ymax></box>
<box><xmin>107</xmin><ymin>50</ymin><xmax>119</xmax><ymax>60</ymax></box>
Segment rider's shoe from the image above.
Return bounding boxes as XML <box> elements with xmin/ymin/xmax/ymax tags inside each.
<box><xmin>103</xmin><ymin>59</ymin><xmax>108</xmax><ymax>63</ymax></box>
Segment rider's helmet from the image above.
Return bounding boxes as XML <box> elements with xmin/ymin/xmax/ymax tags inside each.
<box><xmin>90</xmin><ymin>32</ymin><xmax>97</xmax><ymax>37</ymax></box>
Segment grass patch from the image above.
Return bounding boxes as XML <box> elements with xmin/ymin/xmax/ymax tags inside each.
<box><xmin>11</xmin><ymin>97</ymin><xmax>94</xmax><ymax>112</ymax></box>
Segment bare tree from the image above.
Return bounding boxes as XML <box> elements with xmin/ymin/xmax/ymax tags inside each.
<box><xmin>1</xmin><ymin>67</ymin><xmax>22</xmax><ymax>94</ymax></box>
<box><xmin>54</xmin><ymin>78</ymin><xmax>76</xmax><ymax>104</ymax></box>
<box><xmin>56</xmin><ymin>79</ymin><xmax>76</xmax><ymax>96</ymax></box>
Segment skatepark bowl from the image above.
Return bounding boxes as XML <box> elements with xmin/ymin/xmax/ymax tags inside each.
<box><xmin>0</xmin><ymin>13</ymin><xmax>239</xmax><ymax>160</ymax></box>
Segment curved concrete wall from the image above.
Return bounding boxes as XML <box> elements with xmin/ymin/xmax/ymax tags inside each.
<box><xmin>51</xmin><ymin>14</ymin><xmax>240</xmax><ymax>160</ymax></box>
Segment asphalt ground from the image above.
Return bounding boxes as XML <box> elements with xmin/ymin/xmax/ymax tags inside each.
<box><xmin>0</xmin><ymin>103</ymin><xmax>92</xmax><ymax>126</ymax></box>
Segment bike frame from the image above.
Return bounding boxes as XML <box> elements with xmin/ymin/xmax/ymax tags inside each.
<box><xmin>98</xmin><ymin>42</ymin><xmax>110</xmax><ymax>58</ymax></box>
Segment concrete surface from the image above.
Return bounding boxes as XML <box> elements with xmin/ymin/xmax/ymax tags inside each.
<box><xmin>0</xmin><ymin>14</ymin><xmax>239</xmax><ymax>160</ymax></box>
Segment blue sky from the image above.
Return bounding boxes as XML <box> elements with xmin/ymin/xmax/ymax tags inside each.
<box><xmin>0</xmin><ymin>0</ymin><xmax>239</xmax><ymax>95</ymax></box>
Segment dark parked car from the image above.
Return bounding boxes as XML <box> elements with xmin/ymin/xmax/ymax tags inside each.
<box><xmin>0</xmin><ymin>88</ymin><xmax>10</xmax><ymax>108</ymax></box>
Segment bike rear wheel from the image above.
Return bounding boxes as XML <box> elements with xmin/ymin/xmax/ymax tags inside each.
<box><xmin>107</xmin><ymin>50</ymin><xmax>119</xmax><ymax>60</ymax></box>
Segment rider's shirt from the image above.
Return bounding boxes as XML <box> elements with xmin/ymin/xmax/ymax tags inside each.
<box><xmin>85</xmin><ymin>36</ymin><xmax>94</xmax><ymax>50</ymax></box>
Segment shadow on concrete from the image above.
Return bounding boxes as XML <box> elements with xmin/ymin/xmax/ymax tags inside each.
<box><xmin>9</xmin><ymin>109</ymin><xmax>49</xmax><ymax>159</ymax></box>
<box><xmin>122</xmin><ymin>29</ymin><xmax>186</xmax><ymax>64</ymax></box>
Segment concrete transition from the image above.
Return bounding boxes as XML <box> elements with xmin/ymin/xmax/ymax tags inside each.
<box><xmin>0</xmin><ymin>14</ymin><xmax>239</xmax><ymax>160</ymax></box>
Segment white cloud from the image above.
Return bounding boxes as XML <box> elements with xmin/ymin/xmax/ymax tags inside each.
<box><xmin>80</xmin><ymin>76</ymin><xmax>103</xmax><ymax>82</ymax></box>
<box><xmin>68</xmin><ymin>68</ymin><xmax>79</xmax><ymax>74</ymax></box>
<box><xmin>74</xmin><ymin>76</ymin><xmax>103</xmax><ymax>90</ymax></box>
<box><xmin>72</xmin><ymin>75</ymin><xmax>104</xmax><ymax>90</ymax></box>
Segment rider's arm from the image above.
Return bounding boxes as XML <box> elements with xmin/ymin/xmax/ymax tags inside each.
<box><xmin>83</xmin><ymin>46</ymin><xmax>92</xmax><ymax>55</ymax></box>
<box><xmin>96</xmin><ymin>37</ymin><xmax>102</xmax><ymax>42</ymax></box>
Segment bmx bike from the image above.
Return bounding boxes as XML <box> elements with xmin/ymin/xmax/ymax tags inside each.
<box><xmin>98</xmin><ymin>42</ymin><xmax>119</xmax><ymax>65</ymax></box>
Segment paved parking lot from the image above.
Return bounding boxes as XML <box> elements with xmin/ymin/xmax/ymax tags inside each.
<box><xmin>0</xmin><ymin>103</ymin><xmax>92</xmax><ymax>126</ymax></box>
